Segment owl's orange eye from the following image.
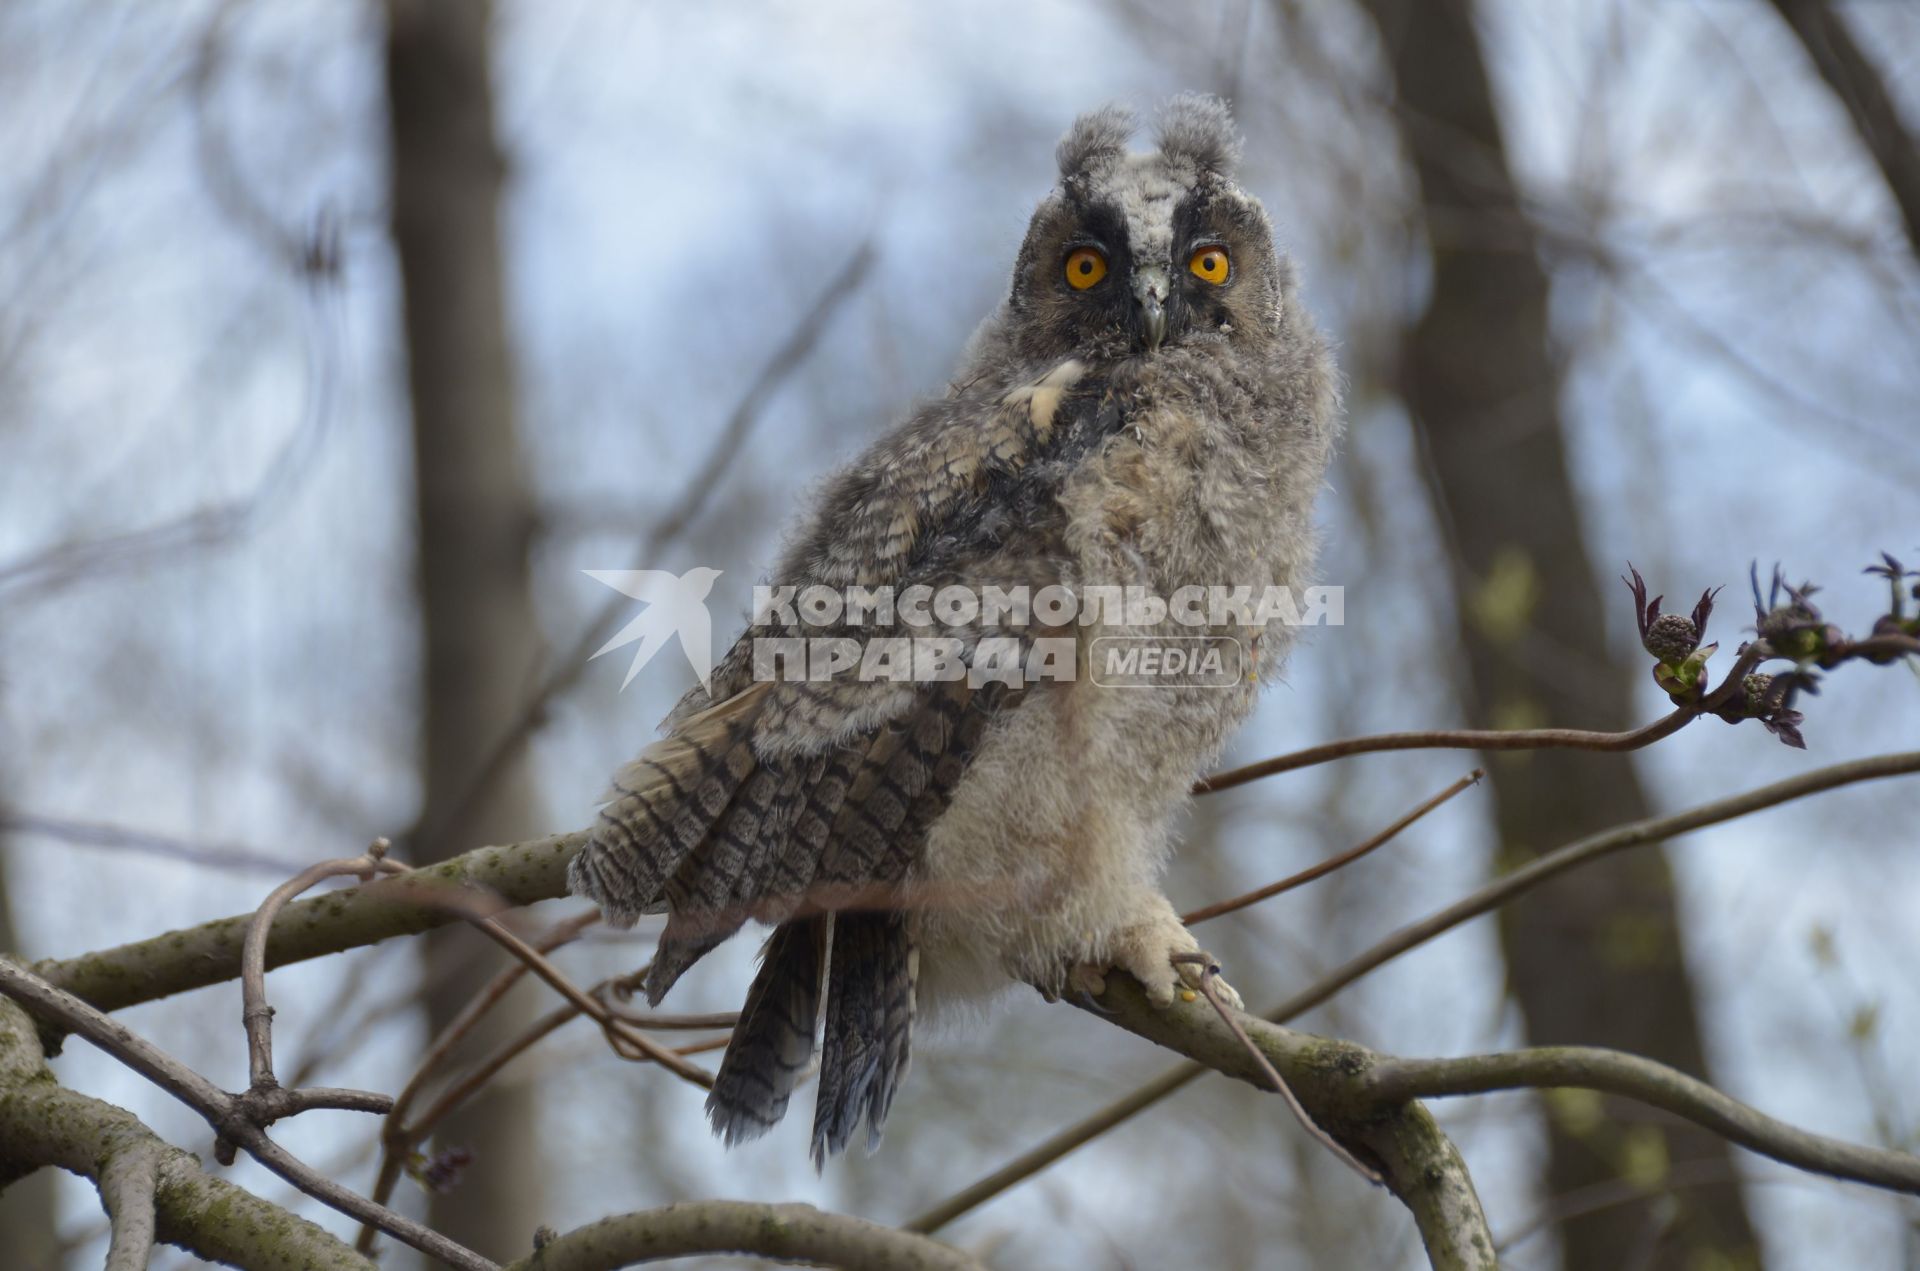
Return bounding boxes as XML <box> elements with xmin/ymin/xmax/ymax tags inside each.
<box><xmin>1064</xmin><ymin>247</ymin><xmax>1108</xmax><ymax>290</ymax></box>
<box><xmin>1189</xmin><ymin>245</ymin><xmax>1230</xmax><ymax>285</ymax></box>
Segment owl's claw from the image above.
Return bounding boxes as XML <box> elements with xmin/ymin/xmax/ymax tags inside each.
<box><xmin>1073</xmin><ymin>913</ymin><xmax>1245</xmax><ymax>1011</ymax></box>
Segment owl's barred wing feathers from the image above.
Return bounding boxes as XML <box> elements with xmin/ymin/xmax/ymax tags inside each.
<box><xmin>568</xmin><ymin>362</ymin><xmax>1088</xmax><ymax>1159</ymax></box>
<box><xmin>569</xmin><ymin>683</ymin><xmax>768</xmax><ymax>925</ymax></box>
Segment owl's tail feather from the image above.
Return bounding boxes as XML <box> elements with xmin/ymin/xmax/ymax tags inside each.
<box><xmin>811</xmin><ymin>911</ymin><xmax>917</xmax><ymax>1167</ymax></box>
<box><xmin>705</xmin><ymin>916</ymin><xmax>828</xmax><ymax>1146</ymax></box>
<box><xmin>567</xmin><ymin>684</ymin><xmax>770</xmax><ymax>928</ymax></box>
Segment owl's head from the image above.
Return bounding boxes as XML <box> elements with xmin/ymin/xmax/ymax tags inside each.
<box><xmin>1005</xmin><ymin>96</ymin><xmax>1289</xmax><ymax>366</ymax></box>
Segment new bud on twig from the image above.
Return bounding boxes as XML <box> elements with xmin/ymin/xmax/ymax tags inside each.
<box><xmin>1625</xmin><ymin>564</ymin><xmax>1721</xmax><ymax>700</ymax></box>
<box><xmin>1752</xmin><ymin>564</ymin><xmax>1837</xmax><ymax>662</ymax></box>
<box><xmin>410</xmin><ymin>1146</ymin><xmax>476</xmax><ymax>1194</ymax></box>
<box><xmin>1645</xmin><ymin>612</ymin><xmax>1700</xmax><ymax>665</ymax></box>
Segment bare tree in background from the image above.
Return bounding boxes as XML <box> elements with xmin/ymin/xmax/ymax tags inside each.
<box><xmin>1353</xmin><ymin>0</ymin><xmax>1762</xmax><ymax>1265</ymax></box>
<box><xmin>385</xmin><ymin>0</ymin><xmax>546</xmax><ymax>1256</ymax></box>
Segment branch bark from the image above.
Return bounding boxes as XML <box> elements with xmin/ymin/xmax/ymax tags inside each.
<box><xmin>1059</xmin><ymin>978</ymin><xmax>1498</xmax><ymax>1271</ymax></box>
<box><xmin>505</xmin><ymin>1203</ymin><xmax>984</xmax><ymax>1271</ymax></box>
<box><xmin>0</xmin><ymin>996</ymin><xmax>377</xmax><ymax>1271</ymax></box>
<box><xmin>1365</xmin><ymin>1046</ymin><xmax>1920</xmax><ymax>1194</ymax></box>
<box><xmin>33</xmin><ymin>829</ymin><xmax>588</xmax><ymax>1015</ymax></box>
<box><xmin>99</xmin><ymin>1141</ymin><xmax>161</xmax><ymax>1271</ymax></box>
<box><xmin>0</xmin><ymin>959</ymin><xmax>493</xmax><ymax>1271</ymax></box>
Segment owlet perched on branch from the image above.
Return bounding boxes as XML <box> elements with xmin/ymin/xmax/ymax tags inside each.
<box><xmin>570</xmin><ymin>96</ymin><xmax>1340</xmax><ymax>1163</ymax></box>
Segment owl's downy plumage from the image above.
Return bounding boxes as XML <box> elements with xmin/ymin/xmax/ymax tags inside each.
<box><xmin>569</xmin><ymin>95</ymin><xmax>1341</xmax><ymax>1164</ymax></box>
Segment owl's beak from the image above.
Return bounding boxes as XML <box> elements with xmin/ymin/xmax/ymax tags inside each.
<box><xmin>1133</xmin><ymin>268</ymin><xmax>1169</xmax><ymax>352</ymax></box>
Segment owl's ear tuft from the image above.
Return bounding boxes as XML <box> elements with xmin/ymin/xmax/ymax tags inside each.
<box><xmin>1056</xmin><ymin>105</ymin><xmax>1135</xmax><ymax>183</ymax></box>
<box><xmin>1155</xmin><ymin>94</ymin><xmax>1242</xmax><ymax>179</ymax></box>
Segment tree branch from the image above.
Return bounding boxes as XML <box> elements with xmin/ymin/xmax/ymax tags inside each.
<box><xmin>0</xmin><ymin>959</ymin><xmax>495</xmax><ymax>1271</ymax></box>
<box><xmin>1192</xmin><ymin>709</ymin><xmax>1690</xmax><ymax>794</ymax></box>
<box><xmin>0</xmin><ymin>996</ymin><xmax>376</xmax><ymax>1271</ymax></box>
<box><xmin>1182</xmin><ymin>768</ymin><xmax>1482</xmax><ymax>924</ymax></box>
<box><xmin>504</xmin><ymin>1202</ymin><xmax>984</xmax><ymax>1271</ymax></box>
<box><xmin>33</xmin><ymin>830</ymin><xmax>590</xmax><ymax>1014</ymax></box>
<box><xmin>1261</xmin><ymin>750</ymin><xmax>1920</xmax><ymax>1024</ymax></box>
<box><xmin>99</xmin><ymin>1141</ymin><xmax>161</xmax><ymax>1271</ymax></box>
<box><xmin>909</xmin><ymin>750</ymin><xmax>1920</xmax><ymax>1241</ymax></box>
<box><xmin>240</xmin><ymin>841</ymin><xmax>404</xmax><ymax>1095</ymax></box>
<box><xmin>1062</xmin><ymin>977</ymin><xmax>1497</xmax><ymax>1271</ymax></box>
<box><xmin>1364</xmin><ymin>1046</ymin><xmax>1920</xmax><ymax>1195</ymax></box>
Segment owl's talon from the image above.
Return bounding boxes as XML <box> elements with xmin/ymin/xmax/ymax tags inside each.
<box><xmin>1075</xmin><ymin>988</ymin><xmax>1118</xmax><ymax>1015</ymax></box>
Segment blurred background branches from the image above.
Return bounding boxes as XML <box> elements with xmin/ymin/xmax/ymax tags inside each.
<box><xmin>1</xmin><ymin>0</ymin><xmax>1916</xmax><ymax>1267</ymax></box>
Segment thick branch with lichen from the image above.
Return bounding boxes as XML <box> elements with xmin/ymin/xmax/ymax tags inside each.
<box><xmin>0</xmin><ymin>996</ymin><xmax>377</xmax><ymax>1271</ymax></box>
<box><xmin>505</xmin><ymin>1203</ymin><xmax>983</xmax><ymax>1271</ymax></box>
<box><xmin>34</xmin><ymin>831</ymin><xmax>588</xmax><ymax>1015</ymax></box>
<box><xmin>1080</xmin><ymin>977</ymin><xmax>1497</xmax><ymax>1271</ymax></box>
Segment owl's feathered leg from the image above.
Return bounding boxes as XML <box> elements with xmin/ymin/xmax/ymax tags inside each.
<box><xmin>811</xmin><ymin>910</ymin><xmax>917</xmax><ymax>1166</ymax></box>
<box><xmin>706</xmin><ymin>916</ymin><xmax>827</xmax><ymax>1146</ymax></box>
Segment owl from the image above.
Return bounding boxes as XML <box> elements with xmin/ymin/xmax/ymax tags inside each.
<box><xmin>570</xmin><ymin>95</ymin><xmax>1340</xmax><ymax>1163</ymax></box>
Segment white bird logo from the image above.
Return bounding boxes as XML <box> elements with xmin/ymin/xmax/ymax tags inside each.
<box><xmin>584</xmin><ymin>567</ymin><xmax>723</xmax><ymax>691</ymax></box>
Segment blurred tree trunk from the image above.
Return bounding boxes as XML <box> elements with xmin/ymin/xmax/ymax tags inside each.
<box><xmin>385</xmin><ymin>0</ymin><xmax>545</xmax><ymax>1258</ymax></box>
<box><xmin>1353</xmin><ymin>0</ymin><xmax>1762</xmax><ymax>1266</ymax></box>
<box><xmin>1766</xmin><ymin>0</ymin><xmax>1920</xmax><ymax>257</ymax></box>
<box><xmin>0</xmin><ymin>848</ymin><xmax>62</xmax><ymax>1271</ymax></box>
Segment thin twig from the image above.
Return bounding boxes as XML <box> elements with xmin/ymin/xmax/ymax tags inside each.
<box><xmin>1192</xmin><ymin>710</ymin><xmax>1689</xmax><ymax>794</ymax></box>
<box><xmin>1183</xmin><ymin>769</ymin><xmax>1483</xmax><ymax>924</ymax></box>
<box><xmin>1174</xmin><ymin>953</ymin><xmax>1382</xmax><ymax>1185</ymax></box>
<box><xmin>1262</xmin><ymin>749</ymin><xmax>1920</xmax><ymax>1025</ymax></box>
<box><xmin>388</xmin><ymin>911</ymin><xmax>600</xmax><ymax>1138</ymax></box>
<box><xmin>362</xmin><ymin>998</ymin><xmax>583</xmax><ymax>1253</ymax></box>
<box><xmin>464</xmin><ymin>910</ymin><xmax>713</xmax><ymax>1087</ymax></box>
<box><xmin>353</xmin><ymin>905</ymin><xmax>709</xmax><ymax>1257</ymax></box>
<box><xmin>1194</xmin><ymin>637</ymin><xmax>1786</xmax><ymax>797</ymax></box>
<box><xmin>599</xmin><ymin>1007</ymin><xmax>741</xmax><ymax>1031</ymax></box>
<box><xmin>241</xmin><ymin>839</ymin><xmax>405</xmax><ymax>1091</ymax></box>
<box><xmin>0</xmin><ymin>959</ymin><xmax>494</xmax><ymax>1271</ymax></box>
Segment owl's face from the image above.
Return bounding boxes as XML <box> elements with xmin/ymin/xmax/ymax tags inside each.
<box><xmin>1005</xmin><ymin>97</ymin><xmax>1288</xmax><ymax>367</ymax></box>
